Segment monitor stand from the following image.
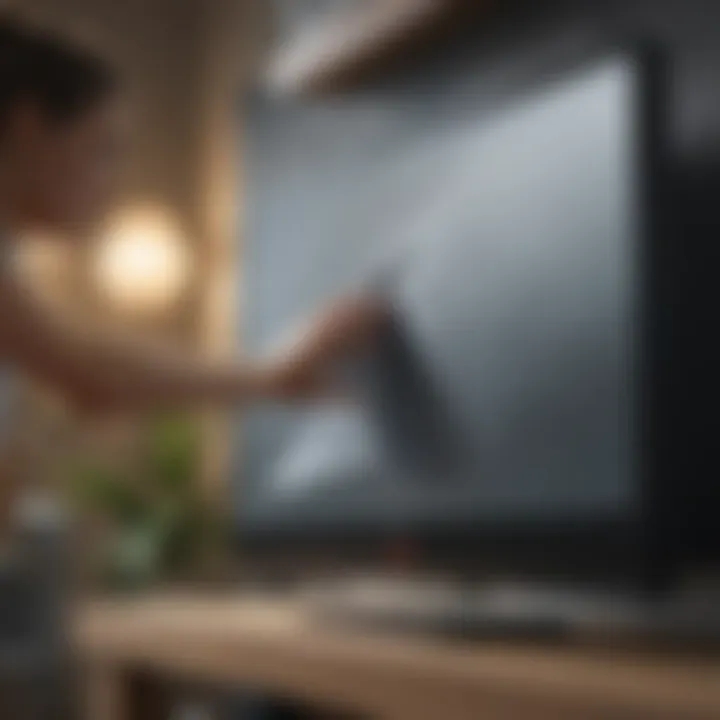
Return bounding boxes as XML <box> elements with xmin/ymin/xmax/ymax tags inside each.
<box><xmin>301</xmin><ymin>577</ymin><xmax>720</xmax><ymax>647</ymax></box>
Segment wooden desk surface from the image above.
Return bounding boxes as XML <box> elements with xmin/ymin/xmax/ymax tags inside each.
<box><xmin>74</xmin><ymin>594</ymin><xmax>720</xmax><ymax>720</ymax></box>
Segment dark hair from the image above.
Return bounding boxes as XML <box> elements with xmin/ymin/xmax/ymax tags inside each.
<box><xmin>0</xmin><ymin>13</ymin><xmax>118</xmax><ymax>131</ymax></box>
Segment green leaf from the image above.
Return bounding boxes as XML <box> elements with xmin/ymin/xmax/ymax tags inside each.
<box><xmin>66</xmin><ymin>414</ymin><xmax>222</xmax><ymax>589</ymax></box>
<box><xmin>107</xmin><ymin>522</ymin><xmax>164</xmax><ymax>589</ymax></box>
<box><xmin>68</xmin><ymin>462</ymin><xmax>145</xmax><ymax>523</ymax></box>
<box><xmin>142</xmin><ymin>416</ymin><xmax>200</xmax><ymax>495</ymax></box>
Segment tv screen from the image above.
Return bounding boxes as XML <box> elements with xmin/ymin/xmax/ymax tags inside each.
<box><xmin>237</xmin><ymin>53</ymin><xmax>646</xmax><ymax>543</ymax></box>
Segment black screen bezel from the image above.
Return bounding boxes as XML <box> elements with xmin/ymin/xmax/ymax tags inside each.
<box><xmin>233</xmin><ymin>44</ymin><xmax>671</xmax><ymax>590</ymax></box>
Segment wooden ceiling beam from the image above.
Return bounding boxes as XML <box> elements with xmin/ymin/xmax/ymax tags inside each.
<box><xmin>265</xmin><ymin>0</ymin><xmax>495</xmax><ymax>97</ymax></box>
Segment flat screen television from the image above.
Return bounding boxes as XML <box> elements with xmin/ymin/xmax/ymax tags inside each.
<box><xmin>235</xmin><ymin>47</ymin><xmax>707</xmax><ymax>591</ymax></box>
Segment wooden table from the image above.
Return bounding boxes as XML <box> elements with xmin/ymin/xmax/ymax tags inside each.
<box><xmin>74</xmin><ymin>594</ymin><xmax>720</xmax><ymax>720</ymax></box>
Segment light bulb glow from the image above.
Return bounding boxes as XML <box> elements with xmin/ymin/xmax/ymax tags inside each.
<box><xmin>94</xmin><ymin>206</ymin><xmax>190</xmax><ymax>313</ymax></box>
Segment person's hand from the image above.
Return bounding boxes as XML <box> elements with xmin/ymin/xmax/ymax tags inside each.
<box><xmin>258</xmin><ymin>294</ymin><xmax>391</xmax><ymax>401</ymax></box>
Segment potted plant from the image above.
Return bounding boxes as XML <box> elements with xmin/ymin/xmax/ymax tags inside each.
<box><xmin>69</xmin><ymin>416</ymin><xmax>226</xmax><ymax>592</ymax></box>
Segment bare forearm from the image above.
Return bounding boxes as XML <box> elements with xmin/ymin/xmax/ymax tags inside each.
<box><xmin>64</xmin><ymin>341</ymin><xmax>268</xmax><ymax>413</ymax></box>
<box><xmin>0</xmin><ymin>272</ymin><xmax>269</xmax><ymax>412</ymax></box>
<box><xmin>0</xmin><ymin>266</ymin><xmax>388</xmax><ymax>412</ymax></box>
<box><xmin>11</xmin><ymin>323</ymin><xmax>270</xmax><ymax>413</ymax></box>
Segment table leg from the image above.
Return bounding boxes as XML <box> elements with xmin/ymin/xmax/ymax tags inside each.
<box><xmin>84</xmin><ymin>664</ymin><xmax>171</xmax><ymax>720</ymax></box>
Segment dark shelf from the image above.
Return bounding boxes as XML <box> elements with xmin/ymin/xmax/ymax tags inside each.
<box><xmin>265</xmin><ymin>0</ymin><xmax>495</xmax><ymax>96</ymax></box>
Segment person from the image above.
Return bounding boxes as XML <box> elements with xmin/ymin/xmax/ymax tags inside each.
<box><xmin>0</xmin><ymin>13</ymin><xmax>389</xmax><ymax>540</ymax></box>
<box><xmin>0</xmin><ymin>16</ymin><xmax>388</xmax><ymax>718</ymax></box>
<box><xmin>0</xmin><ymin>13</ymin><xmax>388</xmax><ymax>417</ymax></box>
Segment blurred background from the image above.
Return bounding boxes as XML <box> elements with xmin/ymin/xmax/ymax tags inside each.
<box><xmin>0</xmin><ymin>0</ymin><xmax>260</xmax><ymax>716</ymax></box>
<box><xmin>3</xmin><ymin>0</ymin><xmax>260</xmax><ymax>515</ymax></box>
<box><xmin>1</xmin><ymin>0</ymin><xmax>720</xmax><ymax>718</ymax></box>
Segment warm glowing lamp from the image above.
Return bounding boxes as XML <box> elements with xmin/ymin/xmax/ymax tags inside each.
<box><xmin>93</xmin><ymin>206</ymin><xmax>191</xmax><ymax>314</ymax></box>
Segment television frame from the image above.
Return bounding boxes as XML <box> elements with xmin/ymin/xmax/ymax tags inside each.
<box><xmin>234</xmin><ymin>43</ymin><xmax>686</xmax><ymax>595</ymax></box>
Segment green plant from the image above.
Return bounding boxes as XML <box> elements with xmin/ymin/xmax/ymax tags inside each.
<box><xmin>69</xmin><ymin>416</ymin><xmax>225</xmax><ymax>591</ymax></box>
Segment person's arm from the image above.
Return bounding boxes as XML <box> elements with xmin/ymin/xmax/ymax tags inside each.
<box><xmin>0</xmin><ymin>266</ymin><xmax>388</xmax><ymax>413</ymax></box>
<box><xmin>259</xmin><ymin>293</ymin><xmax>391</xmax><ymax>399</ymax></box>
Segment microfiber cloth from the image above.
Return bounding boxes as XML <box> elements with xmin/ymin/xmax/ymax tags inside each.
<box><xmin>356</xmin><ymin>308</ymin><xmax>465</xmax><ymax>482</ymax></box>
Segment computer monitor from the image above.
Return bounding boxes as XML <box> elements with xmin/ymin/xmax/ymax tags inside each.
<box><xmin>235</xmin><ymin>47</ymin><xmax>692</xmax><ymax>591</ymax></box>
